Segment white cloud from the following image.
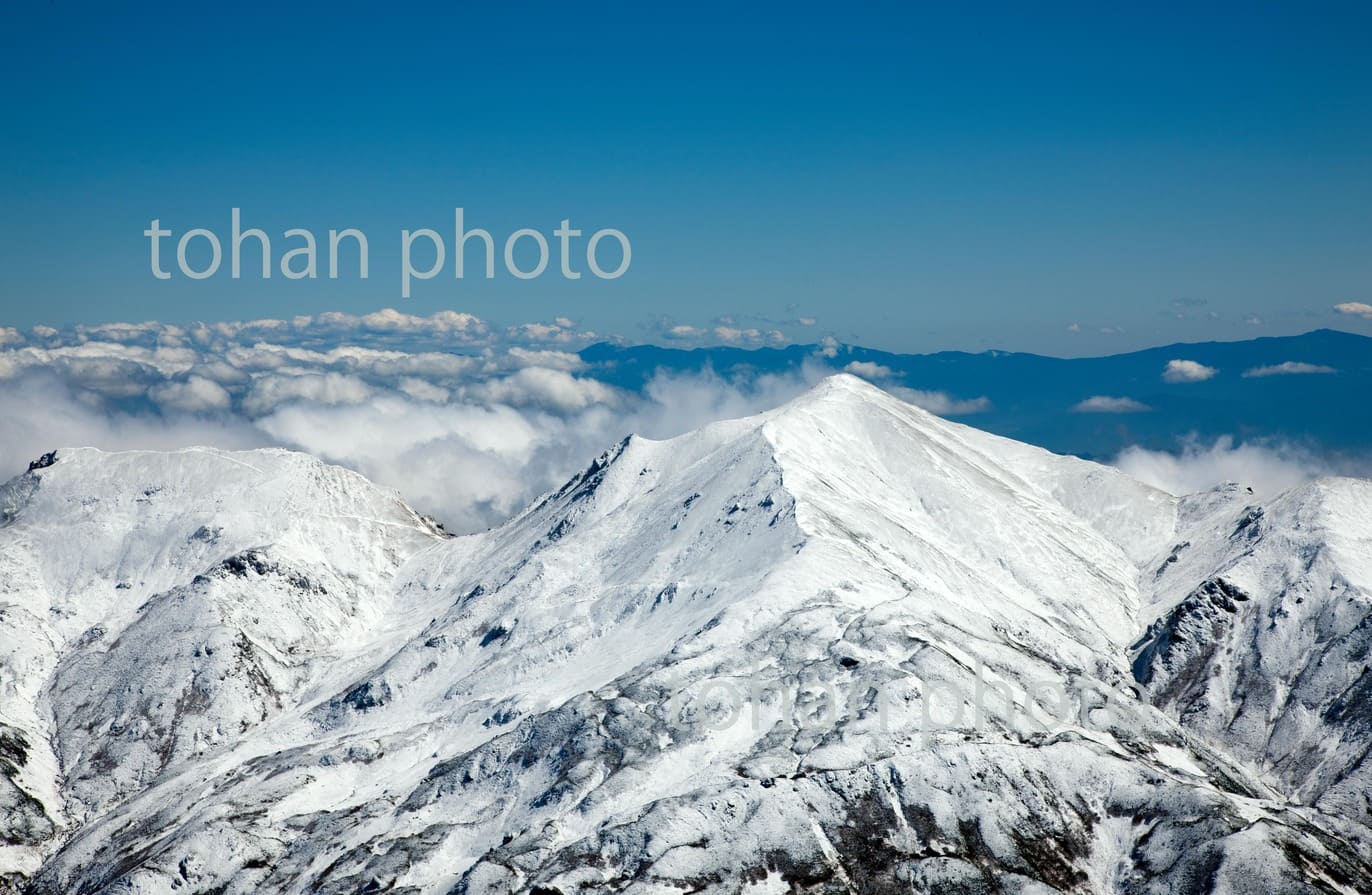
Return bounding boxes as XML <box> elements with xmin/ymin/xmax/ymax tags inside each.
<box><xmin>502</xmin><ymin>347</ymin><xmax>584</xmax><ymax>372</ymax></box>
<box><xmin>474</xmin><ymin>367</ymin><xmax>621</xmax><ymax>413</ymax></box>
<box><xmin>1334</xmin><ymin>302</ymin><xmax>1372</xmax><ymax>320</ymax></box>
<box><xmin>76</xmin><ymin>321</ymin><xmax>168</xmax><ymax>344</ymax></box>
<box><xmin>255</xmin><ymin>396</ymin><xmax>552</xmax><ymax>527</ymax></box>
<box><xmin>506</xmin><ymin>320</ymin><xmax>597</xmax><ymax>344</ymax></box>
<box><xmin>148</xmin><ymin>376</ymin><xmax>233</xmax><ymax>413</ymax></box>
<box><xmin>633</xmin><ymin>364</ymin><xmax>826</xmax><ymax>436</ymax></box>
<box><xmin>657</xmin><ymin>321</ymin><xmax>786</xmax><ymax>346</ymax></box>
<box><xmin>843</xmin><ymin>361</ymin><xmax>895</xmax><ymax>380</ymax></box>
<box><xmin>314</xmin><ymin>308</ymin><xmax>489</xmax><ymax>340</ymax></box>
<box><xmin>1162</xmin><ymin>359</ymin><xmax>1217</xmax><ymax>383</ymax></box>
<box><xmin>890</xmin><ymin>388</ymin><xmax>990</xmax><ymax>416</ymax></box>
<box><xmin>396</xmin><ymin>378</ymin><xmax>450</xmax><ymax>403</ymax></box>
<box><xmin>1114</xmin><ymin>437</ymin><xmax>1334</xmax><ymax>497</ymax></box>
<box><xmin>713</xmin><ymin>326</ymin><xmax>759</xmax><ymax>343</ymax></box>
<box><xmin>241</xmin><ymin>372</ymin><xmax>374</xmax><ymax>415</ymax></box>
<box><xmin>1072</xmin><ymin>396</ymin><xmax>1151</xmax><ymax>413</ymax></box>
<box><xmin>1242</xmin><ymin>361</ymin><xmax>1337</xmax><ymax>378</ymax></box>
<box><xmin>0</xmin><ymin>372</ymin><xmax>267</xmax><ymax>474</ymax></box>
<box><xmin>2</xmin><ymin>349</ymin><xmax>166</xmax><ymax>398</ymax></box>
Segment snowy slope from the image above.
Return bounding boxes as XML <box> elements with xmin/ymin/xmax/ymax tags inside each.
<box><xmin>1135</xmin><ymin>476</ymin><xmax>1372</xmax><ymax>827</ymax></box>
<box><xmin>0</xmin><ymin>448</ymin><xmax>444</xmax><ymax>882</ymax></box>
<box><xmin>2</xmin><ymin>375</ymin><xmax>1370</xmax><ymax>894</ymax></box>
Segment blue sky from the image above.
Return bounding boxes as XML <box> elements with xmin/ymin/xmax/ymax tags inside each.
<box><xmin>3</xmin><ymin>1</ymin><xmax>1371</xmax><ymax>354</ymax></box>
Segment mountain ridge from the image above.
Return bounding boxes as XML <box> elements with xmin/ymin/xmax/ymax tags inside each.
<box><xmin>2</xmin><ymin>375</ymin><xmax>1371</xmax><ymax>893</ymax></box>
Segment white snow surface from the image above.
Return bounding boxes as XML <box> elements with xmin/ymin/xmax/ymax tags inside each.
<box><xmin>0</xmin><ymin>374</ymin><xmax>1369</xmax><ymax>894</ymax></box>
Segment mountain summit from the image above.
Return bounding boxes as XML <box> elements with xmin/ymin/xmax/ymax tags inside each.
<box><xmin>2</xmin><ymin>375</ymin><xmax>1370</xmax><ymax>893</ymax></box>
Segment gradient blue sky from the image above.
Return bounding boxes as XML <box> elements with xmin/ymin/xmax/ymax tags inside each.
<box><xmin>2</xmin><ymin>1</ymin><xmax>1370</xmax><ymax>354</ymax></box>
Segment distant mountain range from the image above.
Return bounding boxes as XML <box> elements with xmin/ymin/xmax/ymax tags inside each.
<box><xmin>583</xmin><ymin>328</ymin><xmax>1372</xmax><ymax>459</ymax></box>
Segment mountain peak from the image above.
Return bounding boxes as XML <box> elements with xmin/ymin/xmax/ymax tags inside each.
<box><xmin>764</xmin><ymin>372</ymin><xmax>945</xmax><ymax>436</ymax></box>
<box><xmin>784</xmin><ymin>371</ymin><xmax>908</xmax><ymax>408</ymax></box>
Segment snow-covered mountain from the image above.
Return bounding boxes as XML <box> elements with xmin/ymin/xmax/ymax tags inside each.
<box><xmin>1</xmin><ymin>374</ymin><xmax>1369</xmax><ymax>894</ymax></box>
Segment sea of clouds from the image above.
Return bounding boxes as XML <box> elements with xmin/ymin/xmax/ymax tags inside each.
<box><xmin>0</xmin><ymin>310</ymin><xmax>839</xmax><ymax>531</ymax></box>
<box><xmin>0</xmin><ymin>308</ymin><xmax>1347</xmax><ymax>531</ymax></box>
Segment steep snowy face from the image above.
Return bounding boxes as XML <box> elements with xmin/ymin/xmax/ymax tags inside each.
<box><xmin>0</xmin><ymin>448</ymin><xmax>442</xmax><ymax>877</ymax></box>
<box><xmin>763</xmin><ymin>376</ymin><xmax>1155</xmax><ymax>652</ymax></box>
<box><xmin>1136</xmin><ymin>476</ymin><xmax>1372</xmax><ymax>825</ymax></box>
<box><xmin>4</xmin><ymin>376</ymin><xmax>1372</xmax><ymax>894</ymax></box>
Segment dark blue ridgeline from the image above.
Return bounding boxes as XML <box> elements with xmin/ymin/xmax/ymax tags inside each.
<box><xmin>580</xmin><ymin>329</ymin><xmax>1372</xmax><ymax>461</ymax></box>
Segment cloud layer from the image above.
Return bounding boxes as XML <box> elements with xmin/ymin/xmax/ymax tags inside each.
<box><xmin>3</xmin><ymin>309</ymin><xmax>1360</xmax><ymax>531</ymax></box>
<box><xmin>0</xmin><ymin>310</ymin><xmax>855</xmax><ymax>532</ymax></box>
<box><xmin>1114</xmin><ymin>437</ymin><xmax>1348</xmax><ymax>497</ymax></box>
